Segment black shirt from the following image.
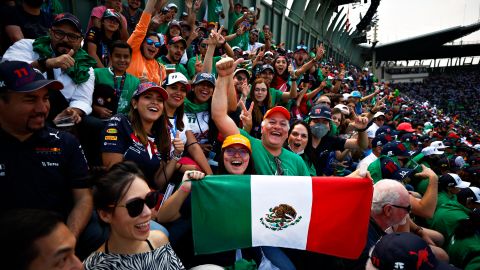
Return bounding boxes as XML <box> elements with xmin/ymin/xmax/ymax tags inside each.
<box><xmin>313</xmin><ymin>135</ymin><xmax>346</xmax><ymax>175</ymax></box>
<box><xmin>0</xmin><ymin>127</ymin><xmax>89</xmax><ymax>220</ymax></box>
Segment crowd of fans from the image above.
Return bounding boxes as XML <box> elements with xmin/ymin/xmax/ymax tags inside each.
<box><xmin>0</xmin><ymin>0</ymin><xmax>479</xmax><ymax>269</ymax></box>
<box><xmin>394</xmin><ymin>66</ymin><xmax>480</xmax><ymax>132</ymax></box>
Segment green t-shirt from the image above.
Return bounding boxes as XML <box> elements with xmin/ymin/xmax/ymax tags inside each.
<box><xmin>448</xmin><ymin>233</ymin><xmax>480</xmax><ymax>270</ymax></box>
<box><xmin>437</xmin><ymin>192</ymin><xmax>457</xmax><ymax>208</ymax></box>
<box><xmin>94</xmin><ymin>68</ymin><xmax>140</xmax><ymax>114</ymax></box>
<box><xmin>207</xmin><ymin>0</ymin><xmax>223</xmax><ymax>23</ymax></box>
<box><xmin>239</xmin><ymin>129</ymin><xmax>310</xmax><ymax>176</ymax></box>
<box><xmin>157</xmin><ymin>56</ymin><xmax>189</xmax><ymax>79</ymax></box>
<box><xmin>187</xmin><ymin>55</ymin><xmax>222</xmax><ymax>79</ymax></box>
<box><xmin>228</xmin><ymin>11</ymin><xmax>242</xmax><ymax>34</ymax></box>
<box><xmin>228</xmin><ymin>32</ymin><xmax>249</xmax><ymax>51</ymax></box>
<box><xmin>156</xmin><ymin>23</ymin><xmax>168</xmax><ymax>34</ymax></box>
<box><xmin>269</xmin><ymin>88</ymin><xmax>284</xmax><ymax>107</ymax></box>
<box><xmin>427</xmin><ymin>201</ymin><xmax>470</xmax><ymax>245</ymax></box>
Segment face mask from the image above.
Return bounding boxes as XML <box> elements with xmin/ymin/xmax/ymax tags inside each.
<box><xmin>288</xmin><ymin>144</ymin><xmax>304</xmax><ymax>155</ymax></box>
<box><xmin>311</xmin><ymin>123</ymin><xmax>329</xmax><ymax>139</ymax></box>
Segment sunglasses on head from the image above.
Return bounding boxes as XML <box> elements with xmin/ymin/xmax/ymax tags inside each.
<box><xmin>146</xmin><ymin>38</ymin><xmax>161</xmax><ymax>48</ymax></box>
<box><xmin>114</xmin><ymin>191</ymin><xmax>159</xmax><ymax>218</ymax></box>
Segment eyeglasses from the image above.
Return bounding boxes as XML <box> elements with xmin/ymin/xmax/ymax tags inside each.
<box><xmin>318</xmin><ymin>101</ymin><xmax>331</xmax><ymax>105</ymax></box>
<box><xmin>274</xmin><ymin>156</ymin><xmax>284</xmax><ymax>175</ymax></box>
<box><xmin>112</xmin><ymin>191</ymin><xmax>159</xmax><ymax>218</ymax></box>
<box><xmin>51</xmin><ymin>29</ymin><xmax>82</xmax><ymax>42</ymax></box>
<box><xmin>390</xmin><ymin>204</ymin><xmax>411</xmax><ymax>213</ymax></box>
<box><xmin>146</xmin><ymin>38</ymin><xmax>161</xmax><ymax>48</ymax></box>
<box><xmin>224</xmin><ymin>148</ymin><xmax>250</xmax><ymax>159</ymax></box>
<box><xmin>200</xmin><ymin>43</ymin><xmax>208</xmax><ymax>48</ymax></box>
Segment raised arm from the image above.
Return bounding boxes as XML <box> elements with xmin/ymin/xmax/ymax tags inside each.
<box><xmin>294</xmin><ymin>43</ymin><xmax>325</xmax><ymax>78</ymax></box>
<box><xmin>410</xmin><ymin>166</ymin><xmax>438</xmax><ymax>219</ymax></box>
<box><xmin>211</xmin><ymin>57</ymin><xmax>243</xmax><ymax>137</ymax></box>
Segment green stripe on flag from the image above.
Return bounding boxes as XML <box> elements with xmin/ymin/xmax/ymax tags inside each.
<box><xmin>192</xmin><ymin>175</ymin><xmax>252</xmax><ymax>254</ymax></box>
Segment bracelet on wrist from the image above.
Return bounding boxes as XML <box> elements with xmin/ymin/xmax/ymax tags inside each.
<box><xmin>179</xmin><ymin>184</ymin><xmax>190</xmax><ymax>193</ymax></box>
<box><xmin>413</xmin><ymin>226</ymin><xmax>423</xmax><ymax>234</ymax></box>
<box><xmin>37</xmin><ymin>57</ymin><xmax>48</xmax><ymax>70</ymax></box>
<box><xmin>357</xmin><ymin>126</ymin><xmax>368</xmax><ymax>132</ymax></box>
<box><xmin>171</xmin><ymin>151</ymin><xmax>183</xmax><ymax>161</ymax></box>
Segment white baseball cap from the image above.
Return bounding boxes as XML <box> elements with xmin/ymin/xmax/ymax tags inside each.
<box><xmin>430</xmin><ymin>141</ymin><xmax>449</xmax><ymax>149</ymax></box>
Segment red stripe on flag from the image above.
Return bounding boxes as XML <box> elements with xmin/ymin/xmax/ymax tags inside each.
<box><xmin>306</xmin><ymin>177</ymin><xmax>373</xmax><ymax>259</ymax></box>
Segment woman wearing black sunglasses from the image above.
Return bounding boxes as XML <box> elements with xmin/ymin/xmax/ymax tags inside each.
<box><xmin>126</xmin><ymin>0</ymin><xmax>166</xmax><ymax>85</ymax></box>
<box><xmin>84</xmin><ymin>161</ymin><xmax>184</xmax><ymax>269</ymax></box>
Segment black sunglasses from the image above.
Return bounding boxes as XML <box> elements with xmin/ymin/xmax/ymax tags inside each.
<box><xmin>390</xmin><ymin>204</ymin><xmax>411</xmax><ymax>213</ymax></box>
<box><xmin>114</xmin><ymin>191</ymin><xmax>159</xmax><ymax>218</ymax></box>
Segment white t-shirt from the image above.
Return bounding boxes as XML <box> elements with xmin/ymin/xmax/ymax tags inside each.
<box><xmin>185</xmin><ymin>111</ymin><xmax>210</xmax><ymax>144</ymax></box>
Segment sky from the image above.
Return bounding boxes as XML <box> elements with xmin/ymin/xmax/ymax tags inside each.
<box><xmin>280</xmin><ymin>0</ymin><xmax>480</xmax><ymax>45</ymax></box>
<box><xmin>340</xmin><ymin>0</ymin><xmax>480</xmax><ymax>45</ymax></box>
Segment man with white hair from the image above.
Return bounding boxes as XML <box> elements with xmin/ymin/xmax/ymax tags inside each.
<box><xmin>345</xmin><ymin>179</ymin><xmax>411</xmax><ymax>269</ymax></box>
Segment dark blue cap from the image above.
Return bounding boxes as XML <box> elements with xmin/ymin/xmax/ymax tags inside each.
<box><xmin>372</xmin><ymin>133</ymin><xmax>393</xmax><ymax>147</ymax></box>
<box><xmin>380</xmin><ymin>157</ymin><xmax>415</xmax><ymax>181</ymax></box>
<box><xmin>0</xmin><ymin>61</ymin><xmax>63</xmax><ymax>92</ymax></box>
<box><xmin>370</xmin><ymin>232</ymin><xmax>458</xmax><ymax>270</ymax></box>
<box><xmin>193</xmin><ymin>72</ymin><xmax>215</xmax><ymax>87</ymax></box>
<box><xmin>381</xmin><ymin>142</ymin><xmax>417</xmax><ymax>158</ymax></box>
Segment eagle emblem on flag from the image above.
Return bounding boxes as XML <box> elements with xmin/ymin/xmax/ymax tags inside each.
<box><xmin>260</xmin><ymin>204</ymin><xmax>302</xmax><ymax>231</ymax></box>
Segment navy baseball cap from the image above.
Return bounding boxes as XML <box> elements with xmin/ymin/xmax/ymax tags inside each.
<box><xmin>52</xmin><ymin>12</ymin><xmax>82</xmax><ymax>33</ymax></box>
<box><xmin>193</xmin><ymin>72</ymin><xmax>215</xmax><ymax>87</ymax></box>
<box><xmin>372</xmin><ymin>133</ymin><xmax>394</xmax><ymax>148</ymax></box>
<box><xmin>370</xmin><ymin>233</ymin><xmax>459</xmax><ymax>270</ymax></box>
<box><xmin>0</xmin><ymin>61</ymin><xmax>63</xmax><ymax>92</ymax></box>
<box><xmin>380</xmin><ymin>156</ymin><xmax>415</xmax><ymax>181</ymax></box>
<box><xmin>309</xmin><ymin>105</ymin><xmax>332</xmax><ymax>120</ymax></box>
<box><xmin>375</xmin><ymin>125</ymin><xmax>398</xmax><ymax>137</ymax></box>
<box><xmin>381</xmin><ymin>142</ymin><xmax>417</xmax><ymax>158</ymax></box>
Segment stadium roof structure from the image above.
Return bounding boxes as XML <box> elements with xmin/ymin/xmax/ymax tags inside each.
<box><xmin>360</xmin><ymin>22</ymin><xmax>480</xmax><ymax>61</ymax></box>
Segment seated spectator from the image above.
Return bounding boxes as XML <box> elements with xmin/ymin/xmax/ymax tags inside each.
<box><xmin>101</xmin><ymin>82</ymin><xmax>183</xmax><ymax>189</ymax></box>
<box><xmin>0</xmin><ymin>209</ymin><xmax>83</xmax><ymax>270</ymax></box>
<box><xmin>122</xmin><ymin>0</ymin><xmax>143</xmax><ymax>35</ymax></box>
<box><xmin>127</xmin><ymin>0</ymin><xmax>167</xmax><ymax>85</ymax></box>
<box><xmin>447</xmin><ymin>209</ymin><xmax>480</xmax><ymax>270</ymax></box>
<box><xmin>86</xmin><ymin>0</ymin><xmax>129</xmax><ymax>41</ymax></box>
<box><xmin>286</xmin><ymin>120</ymin><xmax>316</xmax><ymax>175</ymax></box>
<box><xmin>3</xmin><ymin>0</ymin><xmax>53</xmax><ymax>48</ymax></box>
<box><xmin>83</xmin><ymin>161</ymin><xmax>184</xmax><ymax>269</ymax></box>
<box><xmin>93</xmin><ymin>40</ymin><xmax>140</xmax><ymax>117</ymax></box>
<box><xmin>0</xmin><ymin>61</ymin><xmax>102</xmax><ymax>257</ymax></box>
<box><xmin>2</xmin><ymin>12</ymin><xmax>97</xmax><ymax>124</ymax></box>
<box><xmin>84</xmin><ymin>9</ymin><xmax>122</xmax><ymax>68</ymax></box>
<box><xmin>366</xmin><ymin>233</ymin><xmax>459</xmax><ymax>270</ymax></box>
<box><xmin>163</xmin><ymin>72</ymin><xmax>213</xmax><ymax>175</ymax></box>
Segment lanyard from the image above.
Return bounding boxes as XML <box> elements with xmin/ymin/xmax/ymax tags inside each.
<box><xmin>170</xmin><ymin>115</ymin><xmax>177</xmax><ymax>138</ymax></box>
<box><xmin>111</xmin><ymin>68</ymin><xmax>126</xmax><ymax>97</ymax></box>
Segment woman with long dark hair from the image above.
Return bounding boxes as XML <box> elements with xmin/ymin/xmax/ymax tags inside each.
<box><xmin>286</xmin><ymin>120</ymin><xmax>316</xmax><ymax>175</ymax></box>
<box><xmin>246</xmin><ymin>78</ymin><xmax>271</xmax><ymax>139</ymax></box>
<box><xmin>84</xmin><ymin>161</ymin><xmax>184</xmax><ymax>269</ymax></box>
<box><xmin>101</xmin><ymin>82</ymin><xmax>184</xmax><ymax>189</ymax></box>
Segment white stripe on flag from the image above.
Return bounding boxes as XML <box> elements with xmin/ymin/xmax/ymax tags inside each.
<box><xmin>251</xmin><ymin>175</ymin><xmax>312</xmax><ymax>249</ymax></box>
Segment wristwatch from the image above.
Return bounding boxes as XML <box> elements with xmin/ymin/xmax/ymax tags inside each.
<box><xmin>37</xmin><ymin>57</ymin><xmax>48</xmax><ymax>70</ymax></box>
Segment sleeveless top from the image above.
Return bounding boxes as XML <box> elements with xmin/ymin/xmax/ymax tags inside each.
<box><xmin>83</xmin><ymin>240</ymin><xmax>185</xmax><ymax>269</ymax></box>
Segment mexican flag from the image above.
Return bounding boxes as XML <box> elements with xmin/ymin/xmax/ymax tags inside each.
<box><xmin>191</xmin><ymin>175</ymin><xmax>373</xmax><ymax>259</ymax></box>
